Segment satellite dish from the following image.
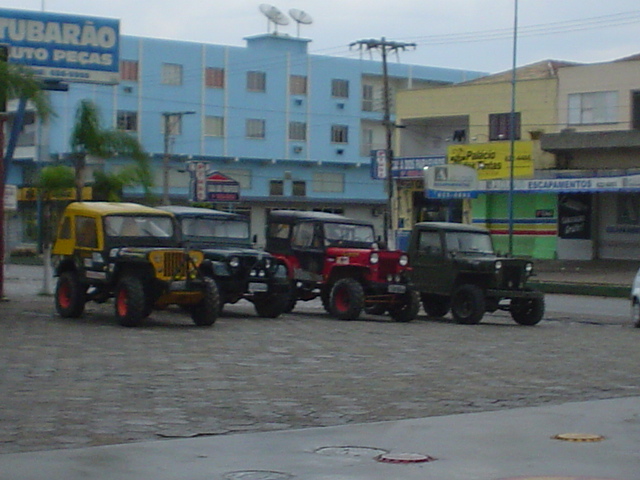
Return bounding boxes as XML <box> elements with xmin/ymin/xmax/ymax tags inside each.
<box><xmin>289</xmin><ymin>9</ymin><xmax>313</xmax><ymax>37</ymax></box>
<box><xmin>289</xmin><ymin>9</ymin><xmax>313</xmax><ymax>25</ymax></box>
<box><xmin>259</xmin><ymin>4</ymin><xmax>289</xmax><ymax>33</ymax></box>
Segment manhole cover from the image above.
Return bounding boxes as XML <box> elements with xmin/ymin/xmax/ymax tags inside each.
<box><xmin>498</xmin><ymin>477</ymin><xmax>622</xmax><ymax>480</ymax></box>
<box><xmin>223</xmin><ymin>471</ymin><xmax>293</xmax><ymax>480</ymax></box>
<box><xmin>375</xmin><ymin>452</ymin><xmax>436</xmax><ymax>464</ymax></box>
<box><xmin>315</xmin><ymin>446</ymin><xmax>388</xmax><ymax>458</ymax></box>
<box><xmin>552</xmin><ymin>433</ymin><xmax>605</xmax><ymax>442</ymax></box>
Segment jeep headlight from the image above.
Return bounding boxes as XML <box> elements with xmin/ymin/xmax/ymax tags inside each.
<box><xmin>495</xmin><ymin>260</ymin><xmax>503</xmax><ymax>271</ymax></box>
<box><xmin>229</xmin><ymin>256</ymin><xmax>240</xmax><ymax>268</ymax></box>
<box><xmin>370</xmin><ymin>252</ymin><xmax>379</xmax><ymax>264</ymax></box>
<box><xmin>151</xmin><ymin>252</ymin><xmax>163</xmax><ymax>264</ymax></box>
<box><xmin>264</xmin><ymin>257</ymin><xmax>272</xmax><ymax>270</ymax></box>
<box><xmin>525</xmin><ymin>262</ymin><xmax>533</xmax><ymax>274</ymax></box>
<box><xmin>399</xmin><ymin>254</ymin><xmax>409</xmax><ymax>267</ymax></box>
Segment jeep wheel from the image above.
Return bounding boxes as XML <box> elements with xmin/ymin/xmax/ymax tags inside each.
<box><xmin>633</xmin><ymin>299</ymin><xmax>640</xmax><ymax>328</ymax></box>
<box><xmin>283</xmin><ymin>281</ymin><xmax>297</xmax><ymax>313</ymax></box>
<box><xmin>389</xmin><ymin>289</ymin><xmax>420</xmax><ymax>322</ymax></box>
<box><xmin>510</xmin><ymin>292</ymin><xmax>545</xmax><ymax>326</ymax></box>
<box><xmin>253</xmin><ymin>293</ymin><xmax>287</xmax><ymax>318</ymax></box>
<box><xmin>190</xmin><ymin>277</ymin><xmax>220</xmax><ymax>326</ymax></box>
<box><xmin>451</xmin><ymin>284</ymin><xmax>485</xmax><ymax>325</ymax></box>
<box><xmin>421</xmin><ymin>293</ymin><xmax>450</xmax><ymax>318</ymax></box>
<box><xmin>115</xmin><ymin>276</ymin><xmax>146</xmax><ymax>327</ymax></box>
<box><xmin>55</xmin><ymin>271</ymin><xmax>86</xmax><ymax>318</ymax></box>
<box><xmin>330</xmin><ymin>278</ymin><xmax>365</xmax><ymax>320</ymax></box>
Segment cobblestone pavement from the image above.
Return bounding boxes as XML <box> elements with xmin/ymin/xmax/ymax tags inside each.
<box><xmin>2</xmin><ymin>282</ymin><xmax>639</xmax><ymax>456</ymax></box>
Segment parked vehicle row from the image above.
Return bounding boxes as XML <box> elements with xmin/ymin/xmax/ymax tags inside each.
<box><xmin>52</xmin><ymin>202</ymin><xmax>546</xmax><ymax>327</ymax></box>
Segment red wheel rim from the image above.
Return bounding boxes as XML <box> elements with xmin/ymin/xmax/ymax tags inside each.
<box><xmin>334</xmin><ymin>287</ymin><xmax>349</xmax><ymax>312</ymax></box>
<box><xmin>116</xmin><ymin>289</ymin><xmax>128</xmax><ymax>317</ymax></box>
<box><xmin>58</xmin><ymin>281</ymin><xmax>71</xmax><ymax>309</ymax></box>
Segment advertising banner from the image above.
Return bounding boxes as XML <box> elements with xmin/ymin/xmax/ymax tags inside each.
<box><xmin>447</xmin><ymin>141</ymin><xmax>533</xmax><ymax>180</ymax></box>
<box><xmin>424</xmin><ymin>164</ymin><xmax>478</xmax><ymax>199</ymax></box>
<box><xmin>0</xmin><ymin>8</ymin><xmax>120</xmax><ymax>84</ymax></box>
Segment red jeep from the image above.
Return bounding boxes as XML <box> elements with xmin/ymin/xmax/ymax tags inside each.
<box><xmin>266</xmin><ymin>210</ymin><xmax>419</xmax><ymax>322</ymax></box>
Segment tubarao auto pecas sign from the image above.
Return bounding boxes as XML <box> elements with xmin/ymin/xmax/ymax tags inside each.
<box><xmin>0</xmin><ymin>8</ymin><xmax>119</xmax><ymax>84</ymax></box>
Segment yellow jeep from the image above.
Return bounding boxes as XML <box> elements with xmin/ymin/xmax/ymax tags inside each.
<box><xmin>53</xmin><ymin>202</ymin><xmax>219</xmax><ymax>327</ymax></box>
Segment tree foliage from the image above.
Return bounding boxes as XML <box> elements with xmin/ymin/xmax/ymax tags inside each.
<box><xmin>69</xmin><ymin>99</ymin><xmax>153</xmax><ymax>201</ymax></box>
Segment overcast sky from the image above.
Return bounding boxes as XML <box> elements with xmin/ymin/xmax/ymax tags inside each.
<box><xmin>4</xmin><ymin>0</ymin><xmax>640</xmax><ymax>74</ymax></box>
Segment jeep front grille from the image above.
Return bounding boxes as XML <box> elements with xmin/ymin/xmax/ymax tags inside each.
<box><xmin>164</xmin><ymin>251</ymin><xmax>188</xmax><ymax>279</ymax></box>
<box><xmin>500</xmin><ymin>265</ymin><xmax>525</xmax><ymax>289</ymax></box>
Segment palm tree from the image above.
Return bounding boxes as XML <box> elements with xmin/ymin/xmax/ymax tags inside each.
<box><xmin>0</xmin><ymin>58</ymin><xmax>53</xmax><ymax>299</ymax></box>
<box><xmin>70</xmin><ymin>99</ymin><xmax>153</xmax><ymax>202</ymax></box>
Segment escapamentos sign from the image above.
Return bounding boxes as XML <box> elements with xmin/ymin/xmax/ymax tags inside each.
<box><xmin>0</xmin><ymin>8</ymin><xmax>119</xmax><ymax>84</ymax></box>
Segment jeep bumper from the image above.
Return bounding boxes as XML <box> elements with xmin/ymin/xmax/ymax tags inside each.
<box><xmin>486</xmin><ymin>288</ymin><xmax>543</xmax><ymax>300</ymax></box>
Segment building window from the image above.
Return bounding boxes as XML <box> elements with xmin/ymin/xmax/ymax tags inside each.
<box><xmin>120</xmin><ymin>60</ymin><xmax>139</xmax><ymax>81</ymax></box>
<box><xmin>205</xmin><ymin>116</ymin><xmax>224</xmax><ymax>137</ymax></box>
<box><xmin>332</xmin><ymin>79</ymin><xmax>349</xmax><ymax>98</ymax></box>
<box><xmin>568</xmin><ymin>91</ymin><xmax>618</xmax><ymax>125</ymax></box>
<box><xmin>205</xmin><ymin>67</ymin><xmax>225</xmax><ymax>88</ymax></box>
<box><xmin>247</xmin><ymin>71</ymin><xmax>266</xmax><ymax>92</ymax></box>
<box><xmin>246</xmin><ymin>119</ymin><xmax>266</xmax><ymax>139</ymax></box>
<box><xmin>617</xmin><ymin>193</ymin><xmax>640</xmax><ymax>225</ymax></box>
<box><xmin>360</xmin><ymin>127</ymin><xmax>374</xmax><ymax>156</ymax></box>
<box><xmin>489</xmin><ymin>112</ymin><xmax>521</xmax><ymax>141</ymax></box>
<box><xmin>362</xmin><ymin>84</ymin><xmax>374</xmax><ymax>111</ymax></box>
<box><xmin>162</xmin><ymin>114</ymin><xmax>183</xmax><ymax>135</ymax></box>
<box><xmin>117</xmin><ymin>111</ymin><xmax>138</xmax><ymax>132</ymax></box>
<box><xmin>289</xmin><ymin>121</ymin><xmax>307</xmax><ymax>141</ymax></box>
<box><xmin>161</xmin><ymin>63</ymin><xmax>183</xmax><ymax>85</ymax></box>
<box><xmin>290</xmin><ymin>75</ymin><xmax>307</xmax><ymax>95</ymax></box>
<box><xmin>313</xmin><ymin>172</ymin><xmax>344</xmax><ymax>193</ymax></box>
<box><xmin>331</xmin><ymin>125</ymin><xmax>349</xmax><ymax>143</ymax></box>
<box><xmin>292</xmin><ymin>180</ymin><xmax>306</xmax><ymax>197</ymax></box>
<box><xmin>632</xmin><ymin>91</ymin><xmax>640</xmax><ymax>130</ymax></box>
<box><xmin>269</xmin><ymin>180</ymin><xmax>284</xmax><ymax>196</ymax></box>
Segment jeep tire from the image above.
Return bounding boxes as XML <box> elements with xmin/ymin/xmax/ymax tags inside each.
<box><xmin>55</xmin><ymin>271</ymin><xmax>86</xmax><ymax>318</ymax></box>
<box><xmin>421</xmin><ymin>293</ymin><xmax>451</xmax><ymax>318</ymax></box>
<box><xmin>115</xmin><ymin>275</ymin><xmax>147</xmax><ymax>327</ymax></box>
<box><xmin>329</xmin><ymin>278</ymin><xmax>365</xmax><ymax>320</ymax></box>
<box><xmin>451</xmin><ymin>284</ymin><xmax>485</xmax><ymax>325</ymax></box>
<box><xmin>510</xmin><ymin>291</ymin><xmax>545</xmax><ymax>326</ymax></box>
<box><xmin>190</xmin><ymin>277</ymin><xmax>220</xmax><ymax>326</ymax></box>
<box><xmin>389</xmin><ymin>289</ymin><xmax>420</xmax><ymax>322</ymax></box>
<box><xmin>253</xmin><ymin>292</ymin><xmax>287</xmax><ymax>318</ymax></box>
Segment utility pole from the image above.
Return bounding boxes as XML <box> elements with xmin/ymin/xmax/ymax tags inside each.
<box><xmin>162</xmin><ymin>111</ymin><xmax>195</xmax><ymax>205</ymax></box>
<box><xmin>350</xmin><ymin>38</ymin><xmax>415</xmax><ymax>247</ymax></box>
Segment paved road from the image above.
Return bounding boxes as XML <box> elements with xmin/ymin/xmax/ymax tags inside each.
<box><xmin>1</xmin><ymin>274</ymin><xmax>639</xmax><ymax>455</ymax></box>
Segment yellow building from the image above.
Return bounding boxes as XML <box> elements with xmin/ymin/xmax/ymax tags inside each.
<box><xmin>394</xmin><ymin>61</ymin><xmax>570</xmax><ymax>257</ymax></box>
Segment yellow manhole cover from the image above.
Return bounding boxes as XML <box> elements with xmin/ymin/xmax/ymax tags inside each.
<box><xmin>552</xmin><ymin>433</ymin><xmax>605</xmax><ymax>442</ymax></box>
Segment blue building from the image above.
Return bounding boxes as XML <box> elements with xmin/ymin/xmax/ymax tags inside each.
<box><xmin>7</xmin><ymin>27</ymin><xmax>483</xmax><ymax>249</ymax></box>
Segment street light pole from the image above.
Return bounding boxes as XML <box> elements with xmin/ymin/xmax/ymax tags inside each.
<box><xmin>162</xmin><ymin>111</ymin><xmax>195</xmax><ymax>205</ymax></box>
<box><xmin>507</xmin><ymin>0</ymin><xmax>519</xmax><ymax>256</ymax></box>
<box><xmin>349</xmin><ymin>38</ymin><xmax>415</xmax><ymax>247</ymax></box>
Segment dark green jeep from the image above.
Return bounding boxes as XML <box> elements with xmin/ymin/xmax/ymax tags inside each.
<box><xmin>407</xmin><ymin>222</ymin><xmax>545</xmax><ymax>325</ymax></box>
<box><xmin>159</xmin><ymin>206</ymin><xmax>289</xmax><ymax>318</ymax></box>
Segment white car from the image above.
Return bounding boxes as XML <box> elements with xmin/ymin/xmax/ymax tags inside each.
<box><xmin>631</xmin><ymin>267</ymin><xmax>640</xmax><ymax>328</ymax></box>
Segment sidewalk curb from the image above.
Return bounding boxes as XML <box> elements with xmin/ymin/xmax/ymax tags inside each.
<box><xmin>530</xmin><ymin>281</ymin><xmax>630</xmax><ymax>298</ymax></box>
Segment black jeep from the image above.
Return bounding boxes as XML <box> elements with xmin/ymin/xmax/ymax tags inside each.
<box><xmin>407</xmin><ymin>222</ymin><xmax>545</xmax><ymax>325</ymax></box>
<box><xmin>160</xmin><ymin>206</ymin><xmax>289</xmax><ymax>318</ymax></box>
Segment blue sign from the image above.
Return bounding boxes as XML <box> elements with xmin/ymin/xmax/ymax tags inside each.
<box><xmin>0</xmin><ymin>8</ymin><xmax>120</xmax><ymax>84</ymax></box>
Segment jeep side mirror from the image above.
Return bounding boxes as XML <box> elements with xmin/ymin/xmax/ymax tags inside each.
<box><xmin>252</xmin><ymin>234</ymin><xmax>258</xmax><ymax>244</ymax></box>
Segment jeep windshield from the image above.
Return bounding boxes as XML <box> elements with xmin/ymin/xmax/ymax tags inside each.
<box><xmin>179</xmin><ymin>217</ymin><xmax>250</xmax><ymax>243</ymax></box>
<box><xmin>324</xmin><ymin>222</ymin><xmax>375</xmax><ymax>249</ymax></box>
<box><xmin>104</xmin><ymin>215</ymin><xmax>174</xmax><ymax>238</ymax></box>
<box><xmin>445</xmin><ymin>231</ymin><xmax>494</xmax><ymax>255</ymax></box>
